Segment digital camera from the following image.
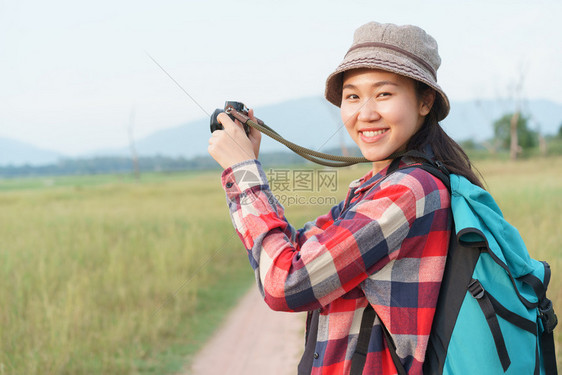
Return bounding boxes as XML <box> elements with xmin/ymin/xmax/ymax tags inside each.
<box><xmin>210</xmin><ymin>101</ymin><xmax>251</xmax><ymax>136</ymax></box>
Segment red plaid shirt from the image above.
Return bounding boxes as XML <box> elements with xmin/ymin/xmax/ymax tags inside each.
<box><xmin>222</xmin><ymin>159</ymin><xmax>451</xmax><ymax>374</ymax></box>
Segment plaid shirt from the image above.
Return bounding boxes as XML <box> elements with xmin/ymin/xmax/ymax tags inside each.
<box><xmin>222</xmin><ymin>159</ymin><xmax>451</xmax><ymax>374</ymax></box>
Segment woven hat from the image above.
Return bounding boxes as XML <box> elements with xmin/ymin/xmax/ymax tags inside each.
<box><xmin>325</xmin><ymin>22</ymin><xmax>450</xmax><ymax>121</ymax></box>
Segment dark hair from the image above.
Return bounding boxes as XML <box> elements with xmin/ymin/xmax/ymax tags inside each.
<box><xmin>409</xmin><ymin>81</ymin><xmax>484</xmax><ymax>189</ymax></box>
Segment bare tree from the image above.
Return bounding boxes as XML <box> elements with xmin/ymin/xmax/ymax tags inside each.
<box><xmin>538</xmin><ymin>133</ymin><xmax>547</xmax><ymax>156</ymax></box>
<box><xmin>128</xmin><ymin>106</ymin><xmax>140</xmax><ymax>180</ymax></box>
<box><xmin>508</xmin><ymin>64</ymin><xmax>527</xmax><ymax>161</ymax></box>
<box><xmin>509</xmin><ymin>111</ymin><xmax>521</xmax><ymax>160</ymax></box>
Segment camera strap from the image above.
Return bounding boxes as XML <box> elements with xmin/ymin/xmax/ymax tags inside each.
<box><xmin>227</xmin><ymin>108</ymin><xmax>403</xmax><ymax>167</ymax></box>
<box><xmin>147</xmin><ymin>54</ymin><xmax>396</xmax><ymax>167</ymax></box>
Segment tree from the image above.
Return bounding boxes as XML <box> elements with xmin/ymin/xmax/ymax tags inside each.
<box><xmin>128</xmin><ymin>106</ymin><xmax>140</xmax><ymax>180</ymax></box>
<box><xmin>493</xmin><ymin>113</ymin><xmax>537</xmax><ymax>153</ymax></box>
<box><xmin>505</xmin><ymin>62</ymin><xmax>527</xmax><ymax>160</ymax></box>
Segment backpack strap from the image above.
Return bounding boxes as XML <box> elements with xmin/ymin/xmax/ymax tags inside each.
<box><xmin>468</xmin><ymin>279</ymin><xmax>512</xmax><ymax>372</ymax></box>
<box><xmin>298</xmin><ymin>309</ymin><xmax>320</xmax><ymax>374</ymax></box>
<box><xmin>387</xmin><ymin>150</ymin><xmax>451</xmax><ymax>191</ymax></box>
<box><xmin>539</xmin><ymin>300</ymin><xmax>559</xmax><ymax>375</ymax></box>
<box><xmin>424</xmin><ymin>228</ymin><xmax>482</xmax><ymax>374</ymax></box>
<box><xmin>350</xmin><ymin>304</ymin><xmax>407</xmax><ymax>375</ymax></box>
<box><xmin>380</xmin><ymin>314</ymin><xmax>408</xmax><ymax>375</ymax></box>
<box><xmin>350</xmin><ymin>305</ymin><xmax>375</xmax><ymax>375</ymax></box>
<box><xmin>534</xmin><ymin>263</ymin><xmax>559</xmax><ymax>375</ymax></box>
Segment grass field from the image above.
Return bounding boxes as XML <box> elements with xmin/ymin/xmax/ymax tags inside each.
<box><xmin>0</xmin><ymin>157</ymin><xmax>560</xmax><ymax>374</ymax></box>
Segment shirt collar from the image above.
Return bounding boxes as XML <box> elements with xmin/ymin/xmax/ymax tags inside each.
<box><xmin>348</xmin><ymin>157</ymin><xmax>418</xmax><ymax>194</ymax></box>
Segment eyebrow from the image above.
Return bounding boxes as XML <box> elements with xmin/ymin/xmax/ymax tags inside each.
<box><xmin>342</xmin><ymin>80</ymin><xmax>399</xmax><ymax>91</ymax></box>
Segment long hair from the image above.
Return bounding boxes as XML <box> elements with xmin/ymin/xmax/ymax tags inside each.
<box><xmin>409</xmin><ymin>82</ymin><xmax>484</xmax><ymax>189</ymax></box>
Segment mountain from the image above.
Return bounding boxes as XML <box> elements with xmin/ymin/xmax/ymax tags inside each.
<box><xmin>0</xmin><ymin>137</ymin><xmax>62</xmax><ymax>166</ymax></box>
<box><xmin>116</xmin><ymin>97</ymin><xmax>562</xmax><ymax>159</ymax></box>
<box><xmin>3</xmin><ymin>97</ymin><xmax>560</xmax><ymax>167</ymax></box>
<box><xmin>121</xmin><ymin>96</ymin><xmax>350</xmax><ymax>159</ymax></box>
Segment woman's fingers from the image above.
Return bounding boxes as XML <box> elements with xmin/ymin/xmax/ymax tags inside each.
<box><xmin>208</xmin><ymin>111</ymin><xmax>257</xmax><ymax>169</ymax></box>
<box><xmin>247</xmin><ymin>108</ymin><xmax>262</xmax><ymax>158</ymax></box>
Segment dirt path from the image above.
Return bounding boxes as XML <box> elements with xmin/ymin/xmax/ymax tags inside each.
<box><xmin>184</xmin><ymin>286</ymin><xmax>307</xmax><ymax>375</ymax></box>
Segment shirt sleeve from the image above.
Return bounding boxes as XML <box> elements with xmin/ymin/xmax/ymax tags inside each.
<box><xmin>222</xmin><ymin>159</ymin><xmax>446</xmax><ymax>312</ymax></box>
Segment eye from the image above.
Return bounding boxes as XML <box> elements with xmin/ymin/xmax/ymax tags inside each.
<box><xmin>344</xmin><ymin>93</ymin><xmax>359</xmax><ymax>100</ymax></box>
<box><xmin>377</xmin><ymin>92</ymin><xmax>391</xmax><ymax>98</ymax></box>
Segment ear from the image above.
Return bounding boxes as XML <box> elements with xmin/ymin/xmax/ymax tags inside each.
<box><xmin>419</xmin><ymin>89</ymin><xmax>436</xmax><ymax>116</ymax></box>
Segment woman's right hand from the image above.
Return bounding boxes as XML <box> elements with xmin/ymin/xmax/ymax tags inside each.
<box><xmin>208</xmin><ymin>108</ymin><xmax>261</xmax><ymax>170</ymax></box>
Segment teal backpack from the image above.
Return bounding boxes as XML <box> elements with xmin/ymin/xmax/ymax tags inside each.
<box><xmin>351</xmin><ymin>152</ymin><xmax>558</xmax><ymax>375</ymax></box>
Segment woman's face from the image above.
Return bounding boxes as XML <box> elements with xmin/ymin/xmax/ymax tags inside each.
<box><xmin>340</xmin><ymin>68</ymin><xmax>433</xmax><ymax>173</ymax></box>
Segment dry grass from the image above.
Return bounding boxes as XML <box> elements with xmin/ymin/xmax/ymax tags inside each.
<box><xmin>0</xmin><ymin>157</ymin><xmax>560</xmax><ymax>373</ymax></box>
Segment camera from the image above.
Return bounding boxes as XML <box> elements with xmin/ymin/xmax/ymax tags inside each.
<box><xmin>210</xmin><ymin>101</ymin><xmax>251</xmax><ymax>136</ymax></box>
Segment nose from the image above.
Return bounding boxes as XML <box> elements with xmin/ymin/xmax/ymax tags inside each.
<box><xmin>357</xmin><ymin>98</ymin><xmax>381</xmax><ymax>122</ymax></box>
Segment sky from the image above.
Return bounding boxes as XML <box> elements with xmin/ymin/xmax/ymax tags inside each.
<box><xmin>0</xmin><ymin>0</ymin><xmax>561</xmax><ymax>156</ymax></box>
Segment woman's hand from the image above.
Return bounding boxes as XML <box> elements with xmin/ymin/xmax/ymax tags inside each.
<box><xmin>208</xmin><ymin>108</ymin><xmax>262</xmax><ymax>170</ymax></box>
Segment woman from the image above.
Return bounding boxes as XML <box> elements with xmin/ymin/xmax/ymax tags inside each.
<box><xmin>208</xmin><ymin>22</ymin><xmax>482</xmax><ymax>375</ymax></box>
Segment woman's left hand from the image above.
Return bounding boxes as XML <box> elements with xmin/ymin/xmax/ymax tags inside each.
<box><xmin>208</xmin><ymin>108</ymin><xmax>262</xmax><ymax>169</ymax></box>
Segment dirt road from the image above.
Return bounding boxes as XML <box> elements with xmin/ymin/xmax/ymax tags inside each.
<box><xmin>185</xmin><ymin>286</ymin><xmax>306</xmax><ymax>375</ymax></box>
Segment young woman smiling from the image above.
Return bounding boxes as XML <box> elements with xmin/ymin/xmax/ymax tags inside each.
<box><xmin>340</xmin><ymin>68</ymin><xmax>434</xmax><ymax>172</ymax></box>
<box><xmin>209</xmin><ymin>21</ymin><xmax>482</xmax><ymax>375</ymax></box>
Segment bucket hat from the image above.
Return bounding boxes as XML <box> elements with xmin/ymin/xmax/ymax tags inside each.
<box><xmin>325</xmin><ymin>22</ymin><xmax>450</xmax><ymax>121</ymax></box>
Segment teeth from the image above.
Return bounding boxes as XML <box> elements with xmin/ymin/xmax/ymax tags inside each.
<box><xmin>362</xmin><ymin>129</ymin><xmax>387</xmax><ymax>137</ymax></box>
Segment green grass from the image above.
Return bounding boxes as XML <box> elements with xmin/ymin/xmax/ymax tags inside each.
<box><xmin>0</xmin><ymin>172</ymin><xmax>253</xmax><ymax>374</ymax></box>
<box><xmin>0</xmin><ymin>157</ymin><xmax>560</xmax><ymax>373</ymax></box>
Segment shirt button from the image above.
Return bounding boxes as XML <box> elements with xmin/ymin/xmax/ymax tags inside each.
<box><xmin>226</xmin><ymin>182</ymin><xmax>233</xmax><ymax>188</ymax></box>
<box><xmin>313</xmin><ymin>352</ymin><xmax>319</xmax><ymax>359</ymax></box>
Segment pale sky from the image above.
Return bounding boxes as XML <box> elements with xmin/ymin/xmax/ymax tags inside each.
<box><xmin>1</xmin><ymin>0</ymin><xmax>560</xmax><ymax>155</ymax></box>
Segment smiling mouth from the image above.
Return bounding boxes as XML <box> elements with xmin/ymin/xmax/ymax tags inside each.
<box><xmin>361</xmin><ymin>129</ymin><xmax>388</xmax><ymax>137</ymax></box>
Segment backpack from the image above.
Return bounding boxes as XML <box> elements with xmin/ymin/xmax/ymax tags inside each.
<box><xmin>351</xmin><ymin>153</ymin><xmax>558</xmax><ymax>375</ymax></box>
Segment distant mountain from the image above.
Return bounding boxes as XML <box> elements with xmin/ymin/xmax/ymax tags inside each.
<box><xmin>4</xmin><ymin>97</ymin><xmax>560</xmax><ymax>167</ymax></box>
<box><xmin>0</xmin><ymin>137</ymin><xmax>62</xmax><ymax>166</ymax></box>
<box><xmin>99</xmin><ymin>96</ymin><xmax>353</xmax><ymax>159</ymax></box>
<box><xmin>110</xmin><ymin>96</ymin><xmax>562</xmax><ymax>160</ymax></box>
